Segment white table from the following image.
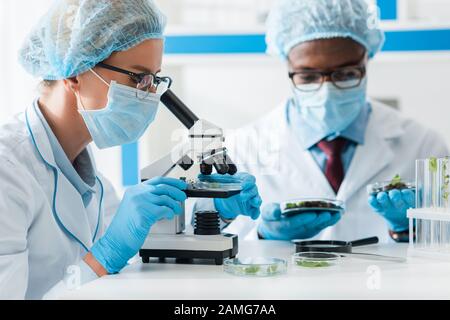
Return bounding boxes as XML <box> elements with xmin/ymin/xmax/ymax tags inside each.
<box><xmin>63</xmin><ymin>240</ymin><xmax>450</xmax><ymax>300</ymax></box>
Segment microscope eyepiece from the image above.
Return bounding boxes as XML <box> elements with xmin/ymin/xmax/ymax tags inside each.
<box><xmin>161</xmin><ymin>89</ymin><xmax>199</xmax><ymax>129</ymax></box>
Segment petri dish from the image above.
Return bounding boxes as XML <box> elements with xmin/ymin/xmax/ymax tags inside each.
<box><xmin>367</xmin><ymin>181</ymin><xmax>415</xmax><ymax>196</ymax></box>
<box><xmin>292</xmin><ymin>252</ymin><xmax>341</xmax><ymax>268</ymax></box>
<box><xmin>223</xmin><ymin>257</ymin><xmax>287</xmax><ymax>277</ymax></box>
<box><xmin>280</xmin><ymin>198</ymin><xmax>344</xmax><ymax>216</ymax></box>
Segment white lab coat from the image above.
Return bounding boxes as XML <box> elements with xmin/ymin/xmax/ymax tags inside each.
<box><xmin>0</xmin><ymin>103</ymin><xmax>120</xmax><ymax>299</ymax></box>
<box><xmin>221</xmin><ymin>100</ymin><xmax>449</xmax><ymax>242</ymax></box>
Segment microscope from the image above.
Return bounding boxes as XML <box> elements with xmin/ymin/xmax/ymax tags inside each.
<box><xmin>139</xmin><ymin>89</ymin><xmax>239</xmax><ymax>265</ymax></box>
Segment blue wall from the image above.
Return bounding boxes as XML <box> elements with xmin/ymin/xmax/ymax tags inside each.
<box><xmin>378</xmin><ymin>0</ymin><xmax>398</xmax><ymax>20</ymax></box>
<box><xmin>164</xmin><ymin>30</ymin><xmax>450</xmax><ymax>55</ymax></box>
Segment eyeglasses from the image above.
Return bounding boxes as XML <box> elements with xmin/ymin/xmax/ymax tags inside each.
<box><xmin>288</xmin><ymin>60</ymin><xmax>366</xmax><ymax>93</ymax></box>
<box><xmin>96</xmin><ymin>62</ymin><xmax>172</xmax><ymax>99</ymax></box>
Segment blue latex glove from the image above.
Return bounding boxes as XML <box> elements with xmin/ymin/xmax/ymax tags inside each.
<box><xmin>91</xmin><ymin>177</ymin><xmax>187</xmax><ymax>274</ymax></box>
<box><xmin>199</xmin><ymin>173</ymin><xmax>262</xmax><ymax>220</ymax></box>
<box><xmin>257</xmin><ymin>203</ymin><xmax>342</xmax><ymax>240</ymax></box>
<box><xmin>368</xmin><ymin>189</ymin><xmax>415</xmax><ymax>232</ymax></box>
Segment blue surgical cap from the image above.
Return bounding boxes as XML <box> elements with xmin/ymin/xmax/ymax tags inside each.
<box><xmin>266</xmin><ymin>0</ymin><xmax>385</xmax><ymax>60</ymax></box>
<box><xmin>19</xmin><ymin>0</ymin><xmax>167</xmax><ymax>80</ymax></box>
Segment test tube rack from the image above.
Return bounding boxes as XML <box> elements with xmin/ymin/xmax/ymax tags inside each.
<box><xmin>408</xmin><ymin>208</ymin><xmax>450</xmax><ymax>259</ymax></box>
<box><xmin>408</xmin><ymin>157</ymin><xmax>450</xmax><ymax>260</ymax></box>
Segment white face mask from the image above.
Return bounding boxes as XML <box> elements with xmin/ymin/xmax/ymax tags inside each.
<box><xmin>77</xmin><ymin>70</ymin><xmax>161</xmax><ymax>149</ymax></box>
<box><xmin>292</xmin><ymin>77</ymin><xmax>368</xmax><ymax>137</ymax></box>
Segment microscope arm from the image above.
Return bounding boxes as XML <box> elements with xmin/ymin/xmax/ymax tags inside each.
<box><xmin>162</xmin><ymin>89</ymin><xmax>237</xmax><ymax>175</ymax></box>
<box><xmin>140</xmin><ymin>142</ymin><xmax>193</xmax><ymax>181</ymax></box>
<box><xmin>140</xmin><ymin>88</ymin><xmax>237</xmax><ymax>182</ymax></box>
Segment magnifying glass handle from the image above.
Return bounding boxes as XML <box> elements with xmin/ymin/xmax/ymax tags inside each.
<box><xmin>349</xmin><ymin>237</ymin><xmax>379</xmax><ymax>247</ymax></box>
<box><xmin>344</xmin><ymin>252</ymin><xmax>406</xmax><ymax>263</ymax></box>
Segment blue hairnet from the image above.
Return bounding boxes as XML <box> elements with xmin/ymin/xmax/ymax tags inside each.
<box><xmin>266</xmin><ymin>0</ymin><xmax>385</xmax><ymax>59</ymax></box>
<box><xmin>19</xmin><ymin>0</ymin><xmax>167</xmax><ymax>80</ymax></box>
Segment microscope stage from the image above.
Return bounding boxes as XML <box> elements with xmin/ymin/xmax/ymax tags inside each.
<box><xmin>139</xmin><ymin>233</ymin><xmax>238</xmax><ymax>265</ymax></box>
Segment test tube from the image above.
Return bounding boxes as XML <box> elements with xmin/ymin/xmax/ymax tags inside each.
<box><xmin>443</xmin><ymin>158</ymin><xmax>450</xmax><ymax>252</ymax></box>
<box><xmin>430</xmin><ymin>158</ymin><xmax>439</xmax><ymax>249</ymax></box>
<box><xmin>438</xmin><ymin>158</ymin><xmax>450</xmax><ymax>251</ymax></box>
<box><xmin>445</xmin><ymin>221</ymin><xmax>450</xmax><ymax>252</ymax></box>
<box><xmin>438</xmin><ymin>157</ymin><xmax>450</xmax><ymax>208</ymax></box>
<box><xmin>428</xmin><ymin>158</ymin><xmax>440</xmax><ymax>208</ymax></box>
<box><xmin>416</xmin><ymin>159</ymin><xmax>425</xmax><ymax>209</ymax></box>
<box><xmin>415</xmin><ymin>160</ymin><xmax>423</xmax><ymax>248</ymax></box>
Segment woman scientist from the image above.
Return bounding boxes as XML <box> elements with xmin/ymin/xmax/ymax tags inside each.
<box><xmin>0</xmin><ymin>0</ymin><xmax>261</xmax><ymax>299</ymax></box>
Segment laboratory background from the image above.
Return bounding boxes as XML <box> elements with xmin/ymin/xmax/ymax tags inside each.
<box><xmin>1</xmin><ymin>0</ymin><xmax>450</xmax><ymax>196</ymax></box>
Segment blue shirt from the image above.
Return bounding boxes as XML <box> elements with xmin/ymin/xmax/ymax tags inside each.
<box><xmin>288</xmin><ymin>100</ymin><xmax>372</xmax><ymax>174</ymax></box>
<box><xmin>35</xmin><ymin>101</ymin><xmax>96</xmax><ymax>207</ymax></box>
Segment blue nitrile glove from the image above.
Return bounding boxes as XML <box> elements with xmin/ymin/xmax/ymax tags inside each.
<box><xmin>257</xmin><ymin>203</ymin><xmax>342</xmax><ymax>240</ymax></box>
<box><xmin>368</xmin><ymin>189</ymin><xmax>415</xmax><ymax>232</ymax></box>
<box><xmin>91</xmin><ymin>177</ymin><xmax>187</xmax><ymax>274</ymax></box>
<box><xmin>199</xmin><ymin>172</ymin><xmax>262</xmax><ymax>220</ymax></box>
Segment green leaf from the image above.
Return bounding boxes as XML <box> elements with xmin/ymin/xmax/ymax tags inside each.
<box><xmin>296</xmin><ymin>260</ymin><xmax>331</xmax><ymax>268</ymax></box>
<box><xmin>391</xmin><ymin>174</ymin><xmax>402</xmax><ymax>185</ymax></box>
<box><xmin>430</xmin><ymin>157</ymin><xmax>438</xmax><ymax>173</ymax></box>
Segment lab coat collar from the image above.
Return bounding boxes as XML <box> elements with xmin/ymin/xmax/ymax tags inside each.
<box><xmin>33</xmin><ymin>101</ymin><xmax>97</xmax><ymax>197</ymax></box>
<box><xmin>270</xmin><ymin>103</ymin><xmax>337</xmax><ymax>197</ymax></box>
<box><xmin>337</xmin><ymin>100</ymin><xmax>405</xmax><ymax>200</ymax></box>
<box><xmin>27</xmin><ymin>100</ymin><xmax>101</xmax><ymax>176</ymax></box>
<box><xmin>25</xmin><ymin>102</ymin><xmax>103</xmax><ymax>252</ymax></box>
<box><xmin>26</xmin><ymin>100</ymin><xmax>57</xmax><ymax>167</ymax></box>
<box><xmin>284</xmin><ymin>115</ymin><xmax>337</xmax><ymax>197</ymax></box>
<box><xmin>281</xmin><ymin>99</ymin><xmax>406</xmax><ymax>200</ymax></box>
<box><xmin>368</xmin><ymin>99</ymin><xmax>405</xmax><ymax>139</ymax></box>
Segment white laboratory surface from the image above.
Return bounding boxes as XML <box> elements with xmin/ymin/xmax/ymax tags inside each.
<box><xmin>62</xmin><ymin>240</ymin><xmax>450</xmax><ymax>300</ymax></box>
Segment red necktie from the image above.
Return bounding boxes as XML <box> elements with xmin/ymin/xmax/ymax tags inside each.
<box><xmin>317</xmin><ymin>138</ymin><xmax>348</xmax><ymax>194</ymax></box>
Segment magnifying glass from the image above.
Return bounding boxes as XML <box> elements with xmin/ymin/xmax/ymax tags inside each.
<box><xmin>292</xmin><ymin>237</ymin><xmax>406</xmax><ymax>263</ymax></box>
